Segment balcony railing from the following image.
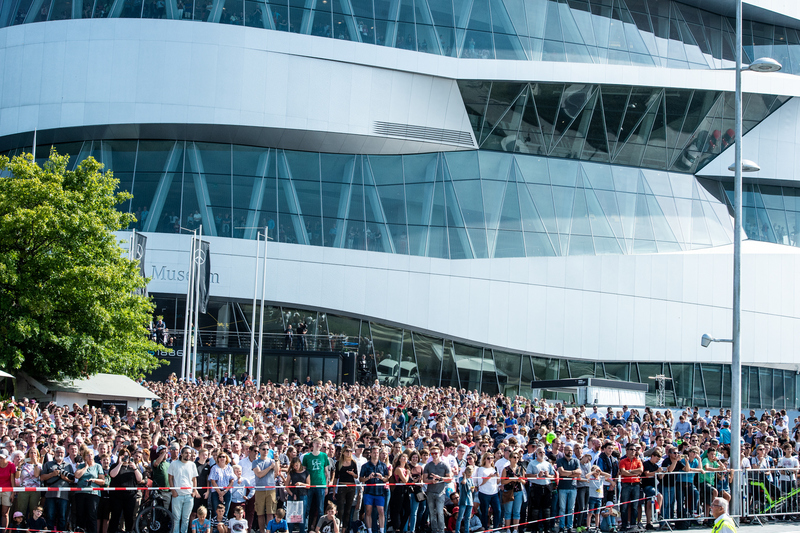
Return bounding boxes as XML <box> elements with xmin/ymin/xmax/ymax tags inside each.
<box><xmin>147</xmin><ymin>330</ymin><xmax>355</xmax><ymax>353</ymax></box>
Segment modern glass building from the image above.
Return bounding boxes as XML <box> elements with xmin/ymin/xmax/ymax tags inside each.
<box><xmin>2</xmin><ymin>0</ymin><xmax>800</xmax><ymax>407</ymax></box>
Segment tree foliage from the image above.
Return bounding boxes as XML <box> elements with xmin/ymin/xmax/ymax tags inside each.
<box><xmin>0</xmin><ymin>150</ymin><xmax>162</xmax><ymax>379</ymax></box>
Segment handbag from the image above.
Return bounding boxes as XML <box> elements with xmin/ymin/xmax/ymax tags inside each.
<box><xmin>287</xmin><ymin>500</ymin><xmax>304</xmax><ymax>523</ymax></box>
<box><xmin>415</xmin><ymin>490</ymin><xmax>426</xmax><ymax>502</ymax></box>
<box><xmin>502</xmin><ymin>489</ymin><xmax>514</xmax><ymax>504</ymax></box>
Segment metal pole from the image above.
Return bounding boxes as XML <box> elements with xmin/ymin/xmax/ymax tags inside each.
<box><xmin>256</xmin><ymin>229</ymin><xmax>268</xmax><ymax>385</ymax></box>
<box><xmin>192</xmin><ymin>225</ymin><xmax>203</xmax><ymax>381</ymax></box>
<box><xmin>248</xmin><ymin>233</ymin><xmax>261</xmax><ymax>379</ymax></box>
<box><xmin>730</xmin><ymin>0</ymin><xmax>743</xmax><ymax>517</ymax></box>
<box><xmin>181</xmin><ymin>231</ymin><xmax>196</xmax><ymax>381</ymax></box>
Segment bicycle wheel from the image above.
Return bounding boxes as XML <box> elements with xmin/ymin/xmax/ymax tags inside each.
<box><xmin>136</xmin><ymin>506</ymin><xmax>178</xmax><ymax>533</ymax></box>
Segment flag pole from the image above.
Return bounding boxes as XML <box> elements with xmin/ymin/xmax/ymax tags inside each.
<box><xmin>192</xmin><ymin>225</ymin><xmax>203</xmax><ymax>381</ymax></box>
<box><xmin>181</xmin><ymin>229</ymin><xmax>197</xmax><ymax>381</ymax></box>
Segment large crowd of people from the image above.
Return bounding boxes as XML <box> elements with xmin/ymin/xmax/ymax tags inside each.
<box><xmin>0</xmin><ymin>376</ymin><xmax>797</xmax><ymax>533</ymax></box>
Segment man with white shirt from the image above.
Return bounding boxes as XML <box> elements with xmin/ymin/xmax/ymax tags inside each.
<box><xmin>239</xmin><ymin>445</ymin><xmax>259</xmax><ymax>530</ymax></box>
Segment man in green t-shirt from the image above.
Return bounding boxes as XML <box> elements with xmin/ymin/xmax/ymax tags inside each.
<box><xmin>700</xmin><ymin>448</ymin><xmax>724</xmax><ymax>511</ymax></box>
<box><xmin>302</xmin><ymin>438</ymin><xmax>331</xmax><ymax>528</ymax></box>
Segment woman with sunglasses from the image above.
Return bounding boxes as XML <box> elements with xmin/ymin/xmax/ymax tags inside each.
<box><xmin>501</xmin><ymin>452</ymin><xmax>526</xmax><ymax>533</ymax></box>
<box><xmin>406</xmin><ymin>451</ymin><xmax>426</xmax><ymax>533</ymax></box>
<box><xmin>333</xmin><ymin>447</ymin><xmax>358</xmax><ymax>533</ymax></box>
<box><xmin>476</xmin><ymin>452</ymin><xmax>501</xmax><ymax>530</ymax></box>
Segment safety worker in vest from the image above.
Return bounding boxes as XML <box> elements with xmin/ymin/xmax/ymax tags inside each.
<box><xmin>710</xmin><ymin>497</ymin><xmax>736</xmax><ymax>533</ymax></box>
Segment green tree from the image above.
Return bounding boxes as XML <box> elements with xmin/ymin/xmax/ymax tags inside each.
<box><xmin>0</xmin><ymin>151</ymin><xmax>162</xmax><ymax>379</ymax></box>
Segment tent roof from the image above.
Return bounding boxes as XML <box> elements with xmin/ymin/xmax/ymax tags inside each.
<box><xmin>30</xmin><ymin>373</ymin><xmax>159</xmax><ymax>399</ymax></box>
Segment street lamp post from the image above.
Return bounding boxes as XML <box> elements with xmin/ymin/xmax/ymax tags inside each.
<box><xmin>727</xmin><ymin>0</ymin><xmax>781</xmax><ymax>518</ymax></box>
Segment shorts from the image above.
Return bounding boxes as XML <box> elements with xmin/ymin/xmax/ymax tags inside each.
<box><xmin>363</xmin><ymin>493</ymin><xmax>385</xmax><ymax>508</ymax></box>
<box><xmin>255</xmin><ymin>490</ymin><xmax>277</xmax><ymax>516</ymax></box>
<box><xmin>0</xmin><ymin>492</ymin><xmax>12</xmax><ymax>507</ymax></box>
<box><xmin>643</xmin><ymin>486</ymin><xmax>657</xmax><ymax>499</ymax></box>
<box><xmin>588</xmin><ymin>498</ymin><xmax>603</xmax><ymax>513</ymax></box>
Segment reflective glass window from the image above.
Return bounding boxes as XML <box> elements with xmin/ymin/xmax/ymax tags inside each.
<box><xmin>412</xmin><ymin>332</ymin><xmax>443</xmax><ymax>387</ymax></box>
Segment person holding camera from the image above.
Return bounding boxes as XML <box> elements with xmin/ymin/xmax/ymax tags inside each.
<box><xmin>359</xmin><ymin>446</ymin><xmax>389</xmax><ymax>533</ymax></box>
<box><xmin>39</xmin><ymin>446</ymin><xmax>71</xmax><ymax>532</ymax></box>
<box><xmin>109</xmin><ymin>445</ymin><xmax>143</xmax><ymax>533</ymax></box>
<box><xmin>423</xmin><ymin>446</ymin><xmax>452</xmax><ymax>533</ymax></box>
<box><xmin>74</xmin><ymin>446</ymin><xmax>106</xmax><ymax>533</ymax></box>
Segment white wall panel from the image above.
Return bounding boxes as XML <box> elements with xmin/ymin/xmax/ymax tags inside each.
<box><xmin>0</xmin><ymin>19</ymin><xmax>474</xmax><ymax>154</ymax></box>
<box><xmin>127</xmin><ymin>229</ymin><xmax>800</xmax><ymax>369</ymax></box>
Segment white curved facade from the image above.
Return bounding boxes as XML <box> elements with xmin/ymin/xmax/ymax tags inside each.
<box><xmin>4</xmin><ymin>0</ymin><xmax>800</xmax><ymax>407</ymax></box>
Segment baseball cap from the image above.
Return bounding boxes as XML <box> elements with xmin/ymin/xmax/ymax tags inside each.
<box><xmin>13</xmin><ymin>512</ymin><xmax>22</xmax><ymax>518</ymax></box>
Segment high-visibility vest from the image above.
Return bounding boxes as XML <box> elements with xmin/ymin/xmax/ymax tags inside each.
<box><xmin>711</xmin><ymin>516</ymin><xmax>736</xmax><ymax>533</ymax></box>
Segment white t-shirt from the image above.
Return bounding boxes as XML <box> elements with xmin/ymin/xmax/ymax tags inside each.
<box><xmin>777</xmin><ymin>456</ymin><xmax>798</xmax><ymax>482</ymax></box>
<box><xmin>229</xmin><ymin>518</ymin><xmax>248</xmax><ymax>533</ymax></box>
<box><xmin>168</xmin><ymin>459</ymin><xmax>199</xmax><ymax>496</ymax></box>
<box><xmin>476</xmin><ymin>466</ymin><xmax>498</xmax><ymax>495</ymax></box>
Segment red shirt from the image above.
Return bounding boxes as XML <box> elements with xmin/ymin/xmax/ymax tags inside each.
<box><xmin>618</xmin><ymin>457</ymin><xmax>642</xmax><ymax>484</ymax></box>
<box><xmin>0</xmin><ymin>462</ymin><xmax>16</xmax><ymax>488</ymax></box>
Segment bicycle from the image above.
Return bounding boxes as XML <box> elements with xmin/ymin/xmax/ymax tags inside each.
<box><xmin>136</xmin><ymin>491</ymin><xmax>178</xmax><ymax>533</ymax></box>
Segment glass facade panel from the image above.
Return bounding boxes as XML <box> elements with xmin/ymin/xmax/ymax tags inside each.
<box><xmin>369</xmin><ymin>322</ymin><xmax>404</xmax><ymax>386</ymax></box>
<box><xmin>34</xmin><ymin>137</ymin><xmax>755</xmax><ymax>265</ymax></box>
<box><xmin>412</xmin><ymin>332</ymin><xmax>442</xmax><ymax>387</ymax></box>
<box><xmin>460</xmin><ymin>81</ymin><xmax>788</xmax><ymax>174</ymax></box>
<box><xmin>146</xmin><ymin>296</ymin><xmax>795</xmax><ymax>408</ymax></box>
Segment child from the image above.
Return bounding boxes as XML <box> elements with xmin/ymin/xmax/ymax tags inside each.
<box><xmin>600</xmin><ymin>502</ymin><xmax>619</xmax><ymax>533</ymax></box>
<box><xmin>192</xmin><ymin>506</ymin><xmax>212</xmax><ymax>533</ymax></box>
<box><xmin>455</xmin><ymin>466</ymin><xmax>476</xmax><ymax>533</ymax></box>
<box><xmin>315</xmin><ymin>502</ymin><xmax>341</xmax><ymax>533</ymax></box>
<box><xmin>230</xmin><ymin>465</ymin><xmax>254</xmax><ymax>514</ymax></box>
<box><xmin>267</xmin><ymin>509</ymin><xmax>289</xmax><ymax>533</ymax></box>
<box><xmin>588</xmin><ymin>465</ymin><xmax>610</xmax><ymax>532</ymax></box>
<box><xmin>228</xmin><ymin>506</ymin><xmax>249</xmax><ymax>533</ymax></box>
<box><xmin>29</xmin><ymin>507</ymin><xmax>47</xmax><ymax>531</ymax></box>
<box><xmin>8</xmin><ymin>512</ymin><xmax>26</xmax><ymax>530</ymax></box>
<box><xmin>211</xmin><ymin>504</ymin><xmax>230</xmax><ymax>533</ymax></box>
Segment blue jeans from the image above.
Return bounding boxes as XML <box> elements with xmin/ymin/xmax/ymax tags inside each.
<box><xmin>503</xmin><ymin>491</ymin><xmax>524</xmax><ymax>520</ymax></box>
<box><xmin>407</xmin><ymin>492</ymin><xmax>426</xmax><ymax>532</ymax></box>
<box><xmin>171</xmin><ymin>494</ymin><xmax>194</xmax><ymax>533</ymax></box>
<box><xmin>478</xmin><ymin>491</ymin><xmax>502</xmax><ymax>529</ymax></box>
<box><xmin>455</xmin><ymin>495</ymin><xmax>473</xmax><ymax>533</ymax></box>
<box><xmin>558</xmin><ymin>488</ymin><xmax>577</xmax><ymax>530</ymax></box>
<box><xmin>427</xmin><ymin>491</ymin><xmax>446</xmax><ymax>533</ymax></box>
<box><xmin>210</xmin><ymin>490</ymin><xmax>232</xmax><ymax>516</ymax></box>
<box><xmin>308</xmin><ymin>487</ymin><xmax>326</xmax><ymax>526</ymax></box>
<box><xmin>619</xmin><ymin>484</ymin><xmax>640</xmax><ymax>529</ymax></box>
<box><xmin>45</xmin><ymin>497</ymin><xmax>69</xmax><ymax>531</ymax></box>
<box><xmin>661</xmin><ymin>486</ymin><xmax>675</xmax><ymax>520</ymax></box>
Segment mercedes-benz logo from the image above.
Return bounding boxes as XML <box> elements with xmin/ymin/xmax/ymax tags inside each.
<box><xmin>134</xmin><ymin>243</ymin><xmax>145</xmax><ymax>260</ymax></box>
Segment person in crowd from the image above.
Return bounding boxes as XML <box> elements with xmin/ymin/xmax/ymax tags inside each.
<box><xmin>424</xmin><ymin>446</ymin><xmax>451</xmax><ymax>533</ymax></box>
<box><xmin>0</xmin><ymin>380</ymin><xmax>796</xmax><ymax>533</ymax></box>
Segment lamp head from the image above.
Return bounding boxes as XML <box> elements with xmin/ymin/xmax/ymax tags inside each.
<box><xmin>748</xmin><ymin>57</ymin><xmax>782</xmax><ymax>73</ymax></box>
<box><xmin>701</xmin><ymin>334</ymin><xmax>713</xmax><ymax>348</ymax></box>
<box><xmin>728</xmin><ymin>159</ymin><xmax>761</xmax><ymax>173</ymax></box>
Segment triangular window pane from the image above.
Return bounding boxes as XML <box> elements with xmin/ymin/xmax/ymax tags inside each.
<box><xmin>553</xmin><ymin>186</ymin><xmax>576</xmax><ymax>235</ymax></box>
<box><xmin>527</xmin><ymin>184</ymin><xmax>559</xmax><ymax>234</ymax></box>
<box><xmin>531</xmin><ymin>83</ymin><xmax>565</xmax><ymax>150</ymax></box>
<box><xmin>466</xmin><ymin>0</ymin><xmax>491</xmax><ymax>32</ymax></box>
<box><xmin>690</xmin><ymin>199</ymin><xmax>711</xmax><ymax>247</ymax></box>
<box><xmin>594</xmin><ymin>189</ymin><xmax>625</xmax><ymax>241</ymax></box>
<box><xmin>498</xmin><ymin>180</ymin><xmax>522</xmax><ymax>231</ymax></box>
<box><xmin>586</xmin><ymin>187</ymin><xmax>616</xmax><ymax>238</ymax></box>
<box><xmin>524</xmin><ymin>232</ymin><xmax>556</xmax><ymax>256</ymax></box>
<box><xmin>601</xmin><ymin>86</ymin><xmax>631</xmax><ymax>155</ymax></box>
<box><xmin>580</xmin><ymin>98</ymin><xmax>610</xmax><ymax>163</ymax></box>
<box><xmin>550</xmin><ymin>86</ymin><xmax>597</xmax><ymax>158</ymax></box>
<box><xmin>616</xmin><ymin>191</ymin><xmax>636</xmax><ymax>242</ymax></box>
<box><xmin>646</xmin><ymin>195</ymin><xmax>677</xmax><ymax>242</ymax></box>
<box><xmin>518</xmin><ymin>173</ymin><xmax>547</xmax><ymax>233</ymax></box>
<box><xmin>515</xmin><ymin>92</ymin><xmax>547</xmax><ymax>155</ymax></box>
<box><xmin>483</xmin><ymin>180</ymin><xmax>507</xmax><ymax>231</ymax></box>
<box><xmin>633</xmin><ymin>192</ymin><xmax>655</xmax><ymax>241</ymax></box>
<box><xmin>571</xmin><ymin>187</ymin><xmax>592</xmax><ymax>236</ymax></box>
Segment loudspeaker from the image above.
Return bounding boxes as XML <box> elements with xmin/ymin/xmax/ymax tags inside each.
<box><xmin>342</xmin><ymin>351</ymin><xmax>356</xmax><ymax>385</ymax></box>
